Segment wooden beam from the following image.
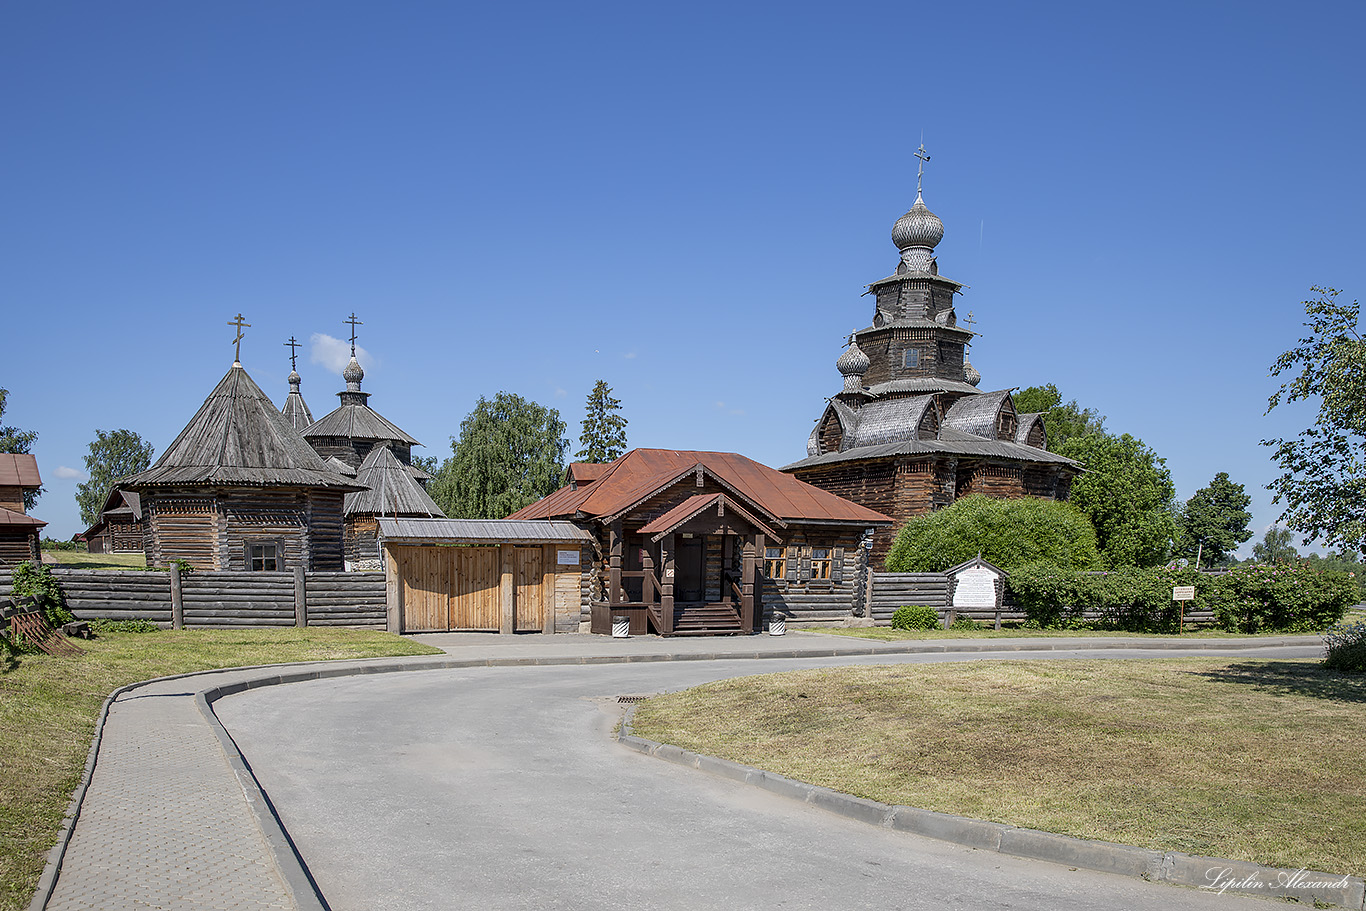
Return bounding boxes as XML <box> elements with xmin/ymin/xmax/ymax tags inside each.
<box><xmin>542</xmin><ymin>544</ymin><xmax>555</xmax><ymax>635</ymax></box>
<box><xmin>609</xmin><ymin>519</ymin><xmax>623</xmax><ymax>608</ymax></box>
<box><xmin>661</xmin><ymin>533</ymin><xmax>675</xmax><ymax>636</ymax></box>
<box><xmin>384</xmin><ymin>544</ymin><xmax>402</xmax><ymax>633</ymax></box>
<box><xmin>170</xmin><ymin>560</ymin><xmax>184</xmax><ymax>630</ymax></box>
<box><xmin>293</xmin><ymin>565</ymin><xmax>307</xmax><ymax>628</ymax></box>
<box><xmin>500</xmin><ymin>543</ymin><xmax>514</xmax><ymax>635</ymax></box>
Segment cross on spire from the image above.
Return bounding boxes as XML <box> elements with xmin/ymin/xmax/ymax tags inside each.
<box><xmin>228</xmin><ymin>314</ymin><xmax>251</xmax><ymax>364</ymax></box>
<box><xmin>914</xmin><ymin>143</ymin><xmax>931</xmax><ymax>196</ymax></box>
<box><xmin>965</xmin><ymin>310</ymin><xmax>976</xmax><ymax>329</ymax></box>
<box><xmin>284</xmin><ymin>336</ymin><xmax>301</xmax><ymax>371</ymax></box>
<box><xmin>346</xmin><ymin>312</ymin><xmax>363</xmax><ymax>356</ymax></box>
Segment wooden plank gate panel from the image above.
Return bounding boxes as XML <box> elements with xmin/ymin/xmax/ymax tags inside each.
<box><xmin>513</xmin><ymin>546</ymin><xmax>546</xmax><ymax>632</ymax></box>
<box><xmin>451</xmin><ymin>547</ymin><xmax>501</xmax><ymax>631</ymax></box>
<box><xmin>399</xmin><ymin>546</ymin><xmax>450</xmax><ymax>632</ymax></box>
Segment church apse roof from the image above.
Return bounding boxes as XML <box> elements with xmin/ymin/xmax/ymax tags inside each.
<box><xmin>122</xmin><ymin>365</ymin><xmax>360</xmax><ymax>490</ymax></box>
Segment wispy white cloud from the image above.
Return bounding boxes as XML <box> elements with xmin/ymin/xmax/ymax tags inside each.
<box><xmin>714</xmin><ymin>401</ymin><xmax>747</xmax><ymax>417</ymax></box>
<box><xmin>310</xmin><ymin>333</ymin><xmax>374</xmax><ymax>376</ymax></box>
<box><xmin>54</xmin><ymin>465</ymin><xmax>86</xmax><ymax>480</ymax></box>
<box><xmin>623</xmin><ymin>351</ymin><xmax>637</xmax><ymax>360</ymax></box>
<box><xmin>554</xmin><ymin>388</ymin><xmax>568</xmax><ymax>398</ymax></box>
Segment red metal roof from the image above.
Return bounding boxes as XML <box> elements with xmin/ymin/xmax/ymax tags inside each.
<box><xmin>0</xmin><ymin>453</ymin><xmax>42</xmax><ymax>488</ymax></box>
<box><xmin>567</xmin><ymin>462</ymin><xmax>608</xmax><ymax>485</ymax></box>
<box><xmin>0</xmin><ymin>505</ymin><xmax>46</xmax><ymax>528</ymax></box>
<box><xmin>511</xmin><ymin>449</ymin><xmax>890</xmax><ymax>526</ymax></box>
<box><xmin>637</xmin><ymin>493</ymin><xmax>783</xmax><ymax>542</ymax></box>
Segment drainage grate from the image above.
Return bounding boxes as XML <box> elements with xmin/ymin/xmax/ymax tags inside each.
<box><xmin>617</xmin><ymin>695</ymin><xmax>649</xmax><ymax>704</ymax></box>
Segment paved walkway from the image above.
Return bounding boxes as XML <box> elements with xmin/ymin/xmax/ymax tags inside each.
<box><xmin>34</xmin><ymin>632</ymin><xmax>1330</xmax><ymax>910</ymax></box>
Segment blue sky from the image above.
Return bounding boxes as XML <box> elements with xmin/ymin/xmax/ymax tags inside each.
<box><xmin>4</xmin><ymin>1</ymin><xmax>1364</xmax><ymax>554</ymax></box>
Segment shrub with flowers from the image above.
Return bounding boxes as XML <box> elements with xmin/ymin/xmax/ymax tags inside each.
<box><xmin>1206</xmin><ymin>562</ymin><xmax>1357</xmax><ymax>633</ymax></box>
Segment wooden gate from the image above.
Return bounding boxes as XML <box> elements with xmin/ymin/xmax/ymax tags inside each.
<box><xmin>391</xmin><ymin>544</ymin><xmax>549</xmax><ymax>633</ymax></box>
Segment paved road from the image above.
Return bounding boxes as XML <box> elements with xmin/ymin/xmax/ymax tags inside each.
<box><xmin>215</xmin><ymin>645</ymin><xmax>1315</xmax><ymax>911</ymax></box>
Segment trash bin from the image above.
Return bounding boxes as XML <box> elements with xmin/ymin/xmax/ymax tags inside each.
<box><xmin>612</xmin><ymin>615</ymin><xmax>630</xmax><ymax>638</ymax></box>
<box><xmin>769</xmin><ymin>614</ymin><xmax>786</xmax><ymax>636</ymax></box>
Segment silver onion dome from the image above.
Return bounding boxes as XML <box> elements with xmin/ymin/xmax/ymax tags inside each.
<box><xmin>963</xmin><ymin>357</ymin><xmax>981</xmax><ymax>387</ymax></box>
<box><xmin>343</xmin><ymin>356</ymin><xmax>364</xmax><ymax>390</ymax></box>
<box><xmin>892</xmin><ymin>193</ymin><xmax>944</xmax><ymax>272</ymax></box>
<box><xmin>837</xmin><ymin>338</ymin><xmax>870</xmax><ymax>394</ymax></box>
<box><xmin>288</xmin><ymin>369</ymin><xmax>302</xmax><ymax>388</ymax></box>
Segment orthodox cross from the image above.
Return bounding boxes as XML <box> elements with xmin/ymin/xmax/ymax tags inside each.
<box><xmin>284</xmin><ymin>336</ymin><xmax>301</xmax><ymax>371</ymax></box>
<box><xmin>965</xmin><ymin>311</ymin><xmax>976</xmax><ymax>329</ymax></box>
<box><xmin>346</xmin><ymin>312</ymin><xmax>363</xmax><ymax>356</ymax></box>
<box><xmin>915</xmin><ymin>143</ymin><xmax>931</xmax><ymax>196</ymax></box>
<box><xmin>228</xmin><ymin>314</ymin><xmax>250</xmax><ymax>363</ymax></box>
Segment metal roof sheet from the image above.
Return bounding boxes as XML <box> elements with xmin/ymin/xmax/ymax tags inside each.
<box><xmin>638</xmin><ymin>493</ymin><xmax>783</xmax><ymax>543</ymax></box>
<box><xmin>0</xmin><ymin>454</ymin><xmax>42</xmax><ymax>487</ymax></box>
<box><xmin>0</xmin><ymin>505</ymin><xmax>45</xmax><ymax>528</ymax></box>
<box><xmin>377</xmin><ymin>517</ymin><xmax>592</xmax><ymax>543</ymax></box>
<box><xmin>511</xmin><ymin>449</ymin><xmax>890</xmax><ymax>526</ymax></box>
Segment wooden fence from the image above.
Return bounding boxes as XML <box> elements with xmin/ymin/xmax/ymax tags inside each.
<box><xmin>0</xmin><ymin>568</ymin><xmax>385</xmax><ymax>629</ymax></box>
<box><xmin>868</xmin><ymin>571</ymin><xmax>1215</xmax><ymax>627</ymax></box>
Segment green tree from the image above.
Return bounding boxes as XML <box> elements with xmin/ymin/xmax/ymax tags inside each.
<box><xmin>1252</xmin><ymin>526</ymin><xmax>1299</xmax><ymax>564</ymax></box>
<box><xmin>430</xmin><ymin>392</ymin><xmax>567</xmax><ymax>519</ymax></box>
<box><xmin>1057</xmin><ymin>432</ymin><xmax>1177</xmax><ymax>568</ymax></box>
<box><xmin>1013</xmin><ymin>384</ymin><xmax>1106</xmax><ymax>449</ymax></box>
<box><xmin>0</xmin><ymin>387</ymin><xmax>42</xmax><ymax>510</ymax></box>
<box><xmin>575</xmin><ymin>380</ymin><xmax>628</xmax><ymax>463</ymax></box>
<box><xmin>1178</xmin><ymin>472</ymin><xmax>1253</xmax><ymax>567</ymax></box>
<box><xmin>75</xmin><ymin>429</ymin><xmax>155</xmax><ymax>526</ymax></box>
<box><xmin>884</xmin><ymin>494</ymin><xmax>1102</xmax><ymax>573</ymax></box>
<box><xmin>1262</xmin><ymin>287</ymin><xmax>1366</xmax><ymax>558</ymax></box>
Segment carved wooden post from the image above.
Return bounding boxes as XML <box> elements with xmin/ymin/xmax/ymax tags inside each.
<box><xmin>608</xmin><ymin>520</ymin><xmax>623</xmax><ymax>609</ymax></box>
<box><xmin>661</xmin><ymin>533</ymin><xmax>675</xmax><ymax>636</ymax></box>
<box><xmin>741</xmin><ymin>537</ymin><xmax>756</xmax><ymax>633</ymax></box>
<box><xmin>642</xmin><ymin>548</ymin><xmax>655</xmax><ymax>607</ymax></box>
<box><xmin>170</xmin><ymin>560</ymin><xmax>184</xmax><ymax>630</ymax></box>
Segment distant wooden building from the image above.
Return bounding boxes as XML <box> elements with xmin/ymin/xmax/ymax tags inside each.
<box><xmin>343</xmin><ymin>443</ymin><xmax>444</xmax><ymax>566</ymax></box>
<box><xmin>121</xmin><ymin>361</ymin><xmax>361</xmax><ymax>571</ymax></box>
<box><xmin>0</xmin><ymin>453</ymin><xmax>45</xmax><ymax>565</ymax></box>
<box><xmin>301</xmin><ymin>353</ymin><xmax>427</xmax><ymax>480</ymax></box>
<box><xmin>511</xmin><ymin>449</ymin><xmax>890</xmax><ymax>635</ymax></box>
<box><xmin>81</xmin><ymin>489</ymin><xmax>145</xmax><ymax>554</ymax></box>
<box><xmin>784</xmin><ymin>173</ymin><xmax>1080</xmax><ymax>566</ymax></box>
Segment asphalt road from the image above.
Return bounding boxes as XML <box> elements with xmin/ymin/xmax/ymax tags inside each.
<box><xmin>215</xmin><ymin>646</ymin><xmax>1317</xmax><ymax>911</ymax></box>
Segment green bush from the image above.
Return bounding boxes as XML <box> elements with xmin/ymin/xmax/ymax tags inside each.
<box><xmin>949</xmin><ymin>615</ymin><xmax>979</xmax><ymax>631</ymax></box>
<box><xmin>10</xmin><ymin>561</ymin><xmax>73</xmax><ymax>627</ymax></box>
<box><xmin>891</xmin><ymin>605</ymin><xmax>941</xmax><ymax>630</ymax></box>
<box><xmin>885</xmin><ymin>495</ymin><xmax>1101</xmax><ymax>573</ymax></box>
<box><xmin>1323</xmin><ymin>620</ymin><xmax>1366</xmax><ymax>672</ymax></box>
<box><xmin>1008</xmin><ymin>563</ymin><xmax>1209</xmax><ymax>632</ymax></box>
<box><xmin>1207</xmin><ymin>562</ymin><xmax>1356</xmax><ymax>633</ymax></box>
<box><xmin>88</xmin><ymin>618</ymin><xmax>161</xmax><ymax>634</ymax></box>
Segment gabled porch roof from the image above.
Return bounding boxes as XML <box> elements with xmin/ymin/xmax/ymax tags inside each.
<box><xmin>638</xmin><ymin>493</ymin><xmax>784</xmax><ymax>544</ymax></box>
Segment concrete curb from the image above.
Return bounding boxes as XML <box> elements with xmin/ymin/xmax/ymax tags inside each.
<box><xmin>617</xmin><ymin>707</ymin><xmax>1365</xmax><ymax>910</ymax></box>
<box><xmin>28</xmin><ymin>634</ymin><xmax>1330</xmax><ymax>910</ymax></box>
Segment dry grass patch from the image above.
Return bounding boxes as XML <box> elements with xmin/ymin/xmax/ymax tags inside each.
<box><xmin>631</xmin><ymin>659</ymin><xmax>1366</xmax><ymax>876</ymax></box>
<box><xmin>0</xmin><ymin>628</ymin><xmax>442</xmax><ymax>911</ymax></box>
<box><xmin>40</xmin><ymin>551</ymin><xmax>147</xmax><ymax>569</ymax></box>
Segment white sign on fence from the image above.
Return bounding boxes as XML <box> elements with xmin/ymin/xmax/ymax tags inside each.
<box><xmin>557</xmin><ymin>550</ymin><xmax>580</xmax><ymax>566</ymax></box>
<box><xmin>953</xmin><ymin>567</ymin><xmax>999</xmax><ymax>609</ymax></box>
<box><xmin>1172</xmin><ymin>585</ymin><xmax>1195</xmax><ymax>601</ymax></box>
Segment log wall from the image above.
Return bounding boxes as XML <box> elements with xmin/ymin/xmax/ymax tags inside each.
<box><xmin>0</xmin><ymin>569</ymin><xmax>384</xmax><ymax>628</ymax></box>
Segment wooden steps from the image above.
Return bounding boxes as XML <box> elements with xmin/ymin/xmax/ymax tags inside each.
<box><xmin>651</xmin><ymin>602</ymin><xmax>745</xmax><ymax>636</ymax></box>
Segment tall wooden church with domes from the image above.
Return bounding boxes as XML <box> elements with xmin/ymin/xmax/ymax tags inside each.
<box><xmin>784</xmin><ymin>149</ymin><xmax>1081</xmax><ymax>567</ymax></box>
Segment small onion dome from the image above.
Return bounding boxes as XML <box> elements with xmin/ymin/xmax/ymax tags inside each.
<box><xmin>288</xmin><ymin>369</ymin><xmax>302</xmax><ymax>388</ymax></box>
<box><xmin>892</xmin><ymin>192</ymin><xmax>944</xmax><ymax>253</ymax></box>
<box><xmin>963</xmin><ymin>357</ymin><xmax>981</xmax><ymax>387</ymax></box>
<box><xmin>343</xmin><ymin>355</ymin><xmax>364</xmax><ymax>389</ymax></box>
<box><xmin>836</xmin><ymin>339</ymin><xmax>870</xmax><ymax>377</ymax></box>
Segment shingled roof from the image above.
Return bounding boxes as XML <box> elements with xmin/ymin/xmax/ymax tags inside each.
<box><xmin>511</xmin><ymin>449</ymin><xmax>890</xmax><ymax>526</ymax></box>
<box><xmin>0</xmin><ymin>454</ymin><xmax>42</xmax><ymax>488</ymax></box>
<box><xmin>343</xmin><ymin>444</ymin><xmax>445</xmax><ymax>518</ymax></box>
<box><xmin>121</xmin><ymin>365</ymin><xmax>360</xmax><ymax>490</ymax></box>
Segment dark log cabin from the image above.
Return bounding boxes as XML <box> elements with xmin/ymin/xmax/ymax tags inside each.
<box><xmin>511</xmin><ymin>449</ymin><xmax>890</xmax><ymax>635</ymax></box>
<box><xmin>784</xmin><ymin>168</ymin><xmax>1080</xmax><ymax>567</ymax></box>
<box><xmin>0</xmin><ymin>453</ymin><xmax>45</xmax><ymax>565</ymax></box>
<box><xmin>82</xmin><ymin>489</ymin><xmax>145</xmax><ymax>554</ymax></box>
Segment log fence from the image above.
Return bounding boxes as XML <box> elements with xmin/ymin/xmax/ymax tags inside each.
<box><xmin>0</xmin><ymin>569</ymin><xmax>385</xmax><ymax>629</ymax></box>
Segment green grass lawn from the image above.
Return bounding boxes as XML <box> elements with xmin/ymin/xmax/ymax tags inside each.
<box><xmin>632</xmin><ymin>658</ymin><xmax>1366</xmax><ymax>877</ymax></box>
<box><xmin>40</xmin><ymin>551</ymin><xmax>147</xmax><ymax>570</ymax></box>
<box><xmin>0</xmin><ymin>628</ymin><xmax>443</xmax><ymax>911</ymax></box>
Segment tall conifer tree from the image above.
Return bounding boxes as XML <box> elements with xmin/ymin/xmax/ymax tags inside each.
<box><xmin>575</xmin><ymin>380</ymin><xmax>628</xmax><ymax>464</ymax></box>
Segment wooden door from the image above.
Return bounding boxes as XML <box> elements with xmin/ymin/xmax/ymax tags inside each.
<box><xmin>513</xmin><ymin>546</ymin><xmax>547</xmax><ymax>631</ymax></box>
<box><xmin>450</xmin><ymin>547</ymin><xmax>501</xmax><ymax>630</ymax></box>
<box><xmin>677</xmin><ymin>536</ymin><xmax>705</xmax><ymax>602</ymax></box>
<box><xmin>399</xmin><ymin>545</ymin><xmax>452</xmax><ymax>632</ymax></box>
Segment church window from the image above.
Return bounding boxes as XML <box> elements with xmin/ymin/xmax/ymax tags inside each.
<box><xmin>247</xmin><ymin>540</ymin><xmax>282</xmax><ymax>572</ymax></box>
<box><xmin>810</xmin><ymin>547</ymin><xmax>833</xmax><ymax>580</ymax></box>
<box><xmin>764</xmin><ymin>547</ymin><xmax>786</xmax><ymax>579</ymax></box>
<box><xmin>902</xmin><ymin>348</ymin><xmax>920</xmax><ymax>368</ymax></box>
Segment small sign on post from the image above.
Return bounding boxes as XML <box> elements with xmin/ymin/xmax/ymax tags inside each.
<box><xmin>1172</xmin><ymin>585</ymin><xmax>1195</xmax><ymax>633</ymax></box>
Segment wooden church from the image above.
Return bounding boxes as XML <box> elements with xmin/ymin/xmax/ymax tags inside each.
<box><xmin>120</xmin><ymin>319</ymin><xmax>362</xmax><ymax>571</ymax></box>
<box><xmin>784</xmin><ymin>149</ymin><xmax>1081</xmax><ymax>566</ymax></box>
